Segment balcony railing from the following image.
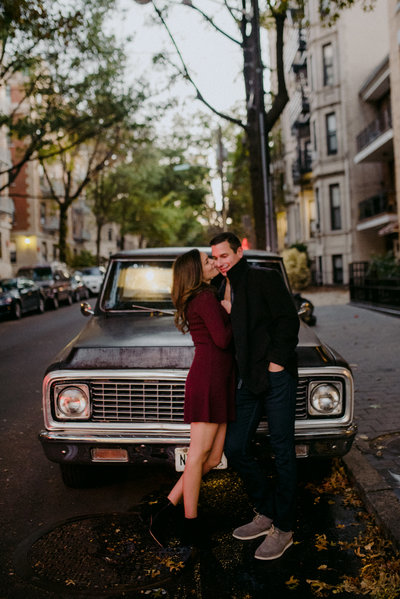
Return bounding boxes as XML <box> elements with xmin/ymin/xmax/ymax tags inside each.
<box><xmin>292</xmin><ymin>150</ymin><xmax>312</xmax><ymax>183</ymax></box>
<box><xmin>73</xmin><ymin>230</ymin><xmax>91</xmax><ymax>242</ymax></box>
<box><xmin>42</xmin><ymin>217</ymin><xmax>59</xmax><ymax>232</ymax></box>
<box><xmin>358</xmin><ymin>191</ymin><xmax>395</xmax><ymax>221</ymax></box>
<box><xmin>356</xmin><ymin>107</ymin><xmax>392</xmax><ymax>153</ymax></box>
<box><xmin>0</xmin><ymin>195</ymin><xmax>14</xmax><ymax>216</ymax></box>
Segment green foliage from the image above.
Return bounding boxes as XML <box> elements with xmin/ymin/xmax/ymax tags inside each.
<box><xmin>0</xmin><ymin>0</ymin><xmax>145</xmax><ymax>194</ymax></box>
<box><xmin>282</xmin><ymin>247</ymin><xmax>311</xmax><ymax>290</ymax></box>
<box><xmin>68</xmin><ymin>250</ymin><xmax>97</xmax><ymax>269</ymax></box>
<box><xmin>89</xmin><ymin>142</ymin><xmax>211</xmax><ymax>249</ymax></box>
<box><xmin>226</xmin><ymin>133</ymin><xmax>254</xmax><ymax>244</ymax></box>
<box><xmin>367</xmin><ymin>252</ymin><xmax>400</xmax><ymax>279</ymax></box>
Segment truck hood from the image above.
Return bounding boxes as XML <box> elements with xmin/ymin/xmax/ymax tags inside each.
<box><xmin>46</xmin><ymin>313</ymin><xmax>346</xmax><ymax>373</ymax></box>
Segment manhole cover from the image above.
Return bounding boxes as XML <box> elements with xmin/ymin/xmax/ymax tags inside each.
<box><xmin>14</xmin><ymin>512</ymin><xmax>192</xmax><ymax>596</ymax></box>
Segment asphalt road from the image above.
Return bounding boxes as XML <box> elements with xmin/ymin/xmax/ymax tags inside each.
<box><xmin>0</xmin><ymin>302</ymin><xmax>394</xmax><ymax>599</ymax></box>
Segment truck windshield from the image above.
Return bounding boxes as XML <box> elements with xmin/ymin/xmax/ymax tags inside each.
<box><xmin>101</xmin><ymin>261</ymin><xmax>174</xmax><ymax>311</ymax></box>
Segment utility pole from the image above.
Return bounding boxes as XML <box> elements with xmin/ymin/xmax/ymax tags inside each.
<box><xmin>216</xmin><ymin>126</ymin><xmax>228</xmax><ymax>231</ymax></box>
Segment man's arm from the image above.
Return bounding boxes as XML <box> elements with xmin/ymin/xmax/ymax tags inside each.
<box><xmin>260</xmin><ymin>270</ymin><xmax>300</xmax><ymax>369</ymax></box>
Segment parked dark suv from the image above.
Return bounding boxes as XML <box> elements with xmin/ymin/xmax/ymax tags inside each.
<box><xmin>17</xmin><ymin>263</ymin><xmax>73</xmax><ymax>309</ymax></box>
<box><xmin>39</xmin><ymin>248</ymin><xmax>356</xmax><ymax>487</ymax></box>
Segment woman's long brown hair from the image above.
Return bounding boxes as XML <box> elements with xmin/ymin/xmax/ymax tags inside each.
<box><xmin>172</xmin><ymin>249</ymin><xmax>210</xmax><ymax>333</ymax></box>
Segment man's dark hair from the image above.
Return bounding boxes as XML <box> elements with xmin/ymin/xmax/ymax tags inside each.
<box><xmin>209</xmin><ymin>232</ymin><xmax>241</xmax><ymax>252</ymax></box>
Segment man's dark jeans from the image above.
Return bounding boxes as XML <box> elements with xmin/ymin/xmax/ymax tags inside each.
<box><xmin>224</xmin><ymin>370</ymin><xmax>297</xmax><ymax>532</ymax></box>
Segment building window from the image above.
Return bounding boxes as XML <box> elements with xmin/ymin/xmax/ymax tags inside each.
<box><xmin>40</xmin><ymin>202</ymin><xmax>46</xmax><ymax>225</ymax></box>
<box><xmin>315</xmin><ymin>187</ymin><xmax>321</xmax><ymax>232</ymax></box>
<box><xmin>332</xmin><ymin>255</ymin><xmax>343</xmax><ymax>284</ymax></box>
<box><xmin>312</xmin><ymin>120</ymin><xmax>317</xmax><ymax>152</ymax></box>
<box><xmin>329</xmin><ymin>184</ymin><xmax>342</xmax><ymax>230</ymax></box>
<box><xmin>317</xmin><ymin>256</ymin><xmax>323</xmax><ymax>285</ymax></box>
<box><xmin>322</xmin><ymin>43</ymin><xmax>334</xmax><ymax>86</ymax></box>
<box><xmin>108</xmin><ymin>228</ymin><xmax>113</xmax><ymax>241</ymax></box>
<box><xmin>326</xmin><ymin>113</ymin><xmax>338</xmax><ymax>155</ymax></box>
<box><xmin>10</xmin><ymin>242</ymin><xmax>16</xmax><ymax>263</ymax></box>
<box><xmin>41</xmin><ymin>241</ymin><xmax>48</xmax><ymax>261</ymax></box>
<box><xmin>53</xmin><ymin>245</ymin><xmax>58</xmax><ymax>261</ymax></box>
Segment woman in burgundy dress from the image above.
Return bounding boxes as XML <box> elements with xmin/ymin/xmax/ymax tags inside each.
<box><xmin>150</xmin><ymin>249</ymin><xmax>235</xmax><ymax>547</ymax></box>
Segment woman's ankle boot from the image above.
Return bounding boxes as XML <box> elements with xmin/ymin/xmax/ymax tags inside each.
<box><xmin>182</xmin><ymin>517</ymin><xmax>210</xmax><ymax>548</ymax></box>
<box><xmin>149</xmin><ymin>499</ymin><xmax>177</xmax><ymax>547</ymax></box>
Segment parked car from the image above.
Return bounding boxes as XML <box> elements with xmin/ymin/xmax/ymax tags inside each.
<box><xmin>0</xmin><ymin>277</ymin><xmax>45</xmax><ymax>319</ymax></box>
<box><xmin>17</xmin><ymin>263</ymin><xmax>73</xmax><ymax>309</ymax></box>
<box><xmin>70</xmin><ymin>272</ymin><xmax>90</xmax><ymax>302</ymax></box>
<box><xmin>39</xmin><ymin>248</ymin><xmax>356</xmax><ymax>487</ymax></box>
<box><xmin>79</xmin><ymin>266</ymin><xmax>105</xmax><ymax>296</ymax></box>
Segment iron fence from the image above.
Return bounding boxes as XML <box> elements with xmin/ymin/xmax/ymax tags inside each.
<box><xmin>349</xmin><ymin>262</ymin><xmax>400</xmax><ymax>310</ymax></box>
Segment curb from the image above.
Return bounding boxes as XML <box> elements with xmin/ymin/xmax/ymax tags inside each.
<box><xmin>342</xmin><ymin>446</ymin><xmax>400</xmax><ymax>552</ymax></box>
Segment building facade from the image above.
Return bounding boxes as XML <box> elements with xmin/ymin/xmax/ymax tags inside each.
<box><xmin>5</xmin><ymin>76</ymin><xmax>131</xmax><ymax>273</ymax></box>
<box><xmin>271</xmin><ymin>0</ymin><xmax>398</xmax><ymax>285</ymax></box>
<box><xmin>0</xmin><ymin>81</ymin><xmax>15</xmax><ymax>278</ymax></box>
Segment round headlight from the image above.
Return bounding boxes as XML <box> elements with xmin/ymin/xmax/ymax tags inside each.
<box><xmin>56</xmin><ymin>386</ymin><xmax>90</xmax><ymax>419</ymax></box>
<box><xmin>309</xmin><ymin>383</ymin><xmax>341</xmax><ymax>415</ymax></box>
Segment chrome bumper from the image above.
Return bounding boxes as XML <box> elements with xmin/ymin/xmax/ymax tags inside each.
<box><xmin>39</xmin><ymin>422</ymin><xmax>357</xmax><ymax>464</ymax></box>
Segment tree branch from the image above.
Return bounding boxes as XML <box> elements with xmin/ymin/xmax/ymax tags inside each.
<box><xmin>151</xmin><ymin>1</ymin><xmax>245</xmax><ymax>129</ymax></box>
<box><xmin>264</xmin><ymin>10</ymin><xmax>288</xmax><ymax>132</ymax></box>
<box><xmin>182</xmin><ymin>1</ymin><xmax>242</xmax><ymax>45</ymax></box>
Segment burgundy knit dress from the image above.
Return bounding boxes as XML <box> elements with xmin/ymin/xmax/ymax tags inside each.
<box><xmin>184</xmin><ymin>289</ymin><xmax>236</xmax><ymax>424</ymax></box>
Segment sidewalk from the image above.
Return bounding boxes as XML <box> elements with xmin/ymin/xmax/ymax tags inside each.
<box><xmin>305</xmin><ymin>287</ymin><xmax>400</xmax><ymax>551</ymax></box>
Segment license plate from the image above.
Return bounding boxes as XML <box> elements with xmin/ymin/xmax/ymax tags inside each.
<box><xmin>175</xmin><ymin>447</ymin><xmax>228</xmax><ymax>472</ymax></box>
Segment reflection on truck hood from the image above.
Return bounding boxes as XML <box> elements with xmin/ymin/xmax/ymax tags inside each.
<box><xmin>46</xmin><ymin>314</ymin><xmax>343</xmax><ymax>373</ymax></box>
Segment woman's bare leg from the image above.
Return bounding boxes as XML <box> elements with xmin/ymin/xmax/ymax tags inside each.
<box><xmin>167</xmin><ymin>422</ymin><xmax>226</xmax><ymax>516</ymax></box>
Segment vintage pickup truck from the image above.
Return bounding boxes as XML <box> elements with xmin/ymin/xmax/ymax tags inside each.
<box><xmin>39</xmin><ymin>248</ymin><xmax>356</xmax><ymax>487</ymax></box>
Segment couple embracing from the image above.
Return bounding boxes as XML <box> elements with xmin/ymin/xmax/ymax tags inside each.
<box><xmin>150</xmin><ymin>232</ymin><xmax>300</xmax><ymax>561</ymax></box>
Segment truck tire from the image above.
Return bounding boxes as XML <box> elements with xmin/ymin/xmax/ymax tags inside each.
<box><xmin>60</xmin><ymin>464</ymin><xmax>94</xmax><ymax>488</ymax></box>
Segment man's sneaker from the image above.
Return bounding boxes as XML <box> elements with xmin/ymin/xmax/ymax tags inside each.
<box><xmin>254</xmin><ymin>525</ymin><xmax>293</xmax><ymax>560</ymax></box>
<box><xmin>232</xmin><ymin>513</ymin><xmax>273</xmax><ymax>540</ymax></box>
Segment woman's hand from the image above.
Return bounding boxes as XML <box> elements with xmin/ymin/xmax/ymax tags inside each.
<box><xmin>268</xmin><ymin>362</ymin><xmax>284</xmax><ymax>372</ymax></box>
<box><xmin>221</xmin><ymin>300</ymin><xmax>231</xmax><ymax>314</ymax></box>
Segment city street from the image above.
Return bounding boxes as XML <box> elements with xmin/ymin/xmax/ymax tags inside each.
<box><xmin>0</xmin><ymin>299</ymin><xmax>399</xmax><ymax>598</ymax></box>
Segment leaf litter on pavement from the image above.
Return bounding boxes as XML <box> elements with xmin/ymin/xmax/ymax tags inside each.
<box><xmin>27</xmin><ymin>459</ymin><xmax>400</xmax><ymax>598</ymax></box>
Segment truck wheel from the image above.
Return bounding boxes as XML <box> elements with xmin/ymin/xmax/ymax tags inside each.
<box><xmin>52</xmin><ymin>295</ymin><xmax>59</xmax><ymax>310</ymax></box>
<box><xmin>60</xmin><ymin>464</ymin><xmax>94</xmax><ymax>488</ymax></box>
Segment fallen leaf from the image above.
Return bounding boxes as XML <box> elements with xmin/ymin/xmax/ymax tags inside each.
<box><xmin>285</xmin><ymin>575</ymin><xmax>300</xmax><ymax>590</ymax></box>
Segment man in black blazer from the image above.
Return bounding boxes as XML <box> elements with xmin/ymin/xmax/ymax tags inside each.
<box><xmin>210</xmin><ymin>232</ymin><xmax>300</xmax><ymax>560</ymax></box>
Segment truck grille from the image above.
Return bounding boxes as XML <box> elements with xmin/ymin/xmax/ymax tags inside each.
<box><xmin>91</xmin><ymin>379</ymin><xmax>186</xmax><ymax>422</ymax></box>
<box><xmin>90</xmin><ymin>378</ymin><xmax>309</xmax><ymax>423</ymax></box>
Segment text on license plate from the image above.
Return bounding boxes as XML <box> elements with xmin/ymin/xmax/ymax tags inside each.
<box><xmin>174</xmin><ymin>447</ymin><xmax>228</xmax><ymax>472</ymax></box>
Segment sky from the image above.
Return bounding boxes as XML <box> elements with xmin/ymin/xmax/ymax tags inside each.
<box><xmin>111</xmin><ymin>0</ymin><xmax>248</xmax><ymax>129</ymax></box>
<box><xmin>109</xmin><ymin>1</ymin><xmax>270</xmax><ymax>212</ymax></box>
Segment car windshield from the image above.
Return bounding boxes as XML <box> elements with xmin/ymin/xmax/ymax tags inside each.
<box><xmin>17</xmin><ymin>267</ymin><xmax>51</xmax><ymax>281</ymax></box>
<box><xmin>101</xmin><ymin>256</ymin><xmax>287</xmax><ymax>312</ymax></box>
<box><xmin>102</xmin><ymin>261</ymin><xmax>174</xmax><ymax>311</ymax></box>
<box><xmin>81</xmin><ymin>267</ymin><xmax>104</xmax><ymax>276</ymax></box>
<box><xmin>0</xmin><ymin>279</ymin><xmax>17</xmax><ymax>291</ymax></box>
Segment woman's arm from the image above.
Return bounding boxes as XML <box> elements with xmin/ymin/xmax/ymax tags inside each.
<box><xmin>196</xmin><ymin>292</ymin><xmax>232</xmax><ymax>349</ymax></box>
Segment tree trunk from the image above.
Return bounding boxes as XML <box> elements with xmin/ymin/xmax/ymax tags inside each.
<box><xmin>58</xmin><ymin>203</ymin><xmax>69</xmax><ymax>263</ymax></box>
<box><xmin>96</xmin><ymin>221</ymin><xmax>104</xmax><ymax>265</ymax></box>
<box><xmin>241</xmin><ymin>3</ymin><xmax>287</xmax><ymax>250</ymax></box>
<box><xmin>242</xmin><ymin>1</ymin><xmax>268</xmax><ymax>249</ymax></box>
